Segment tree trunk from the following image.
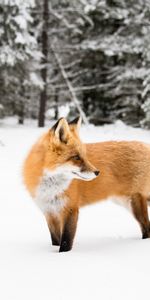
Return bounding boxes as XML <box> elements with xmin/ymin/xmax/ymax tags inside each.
<box><xmin>18</xmin><ymin>85</ymin><xmax>25</xmax><ymax>125</ymax></box>
<box><xmin>18</xmin><ymin>109</ymin><xmax>24</xmax><ymax>124</ymax></box>
<box><xmin>38</xmin><ymin>0</ymin><xmax>48</xmax><ymax>127</ymax></box>
<box><xmin>54</xmin><ymin>91</ymin><xmax>59</xmax><ymax>119</ymax></box>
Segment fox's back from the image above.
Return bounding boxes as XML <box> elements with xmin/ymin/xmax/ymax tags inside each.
<box><xmin>68</xmin><ymin>141</ymin><xmax>150</xmax><ymax>206</ymax></box>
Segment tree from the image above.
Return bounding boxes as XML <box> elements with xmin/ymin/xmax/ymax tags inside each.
<box><xmin>0</xmin><ymin>0</ymin><xmax>42</xmax><ymax>123</ymax></box>
<box><xmin>38</xmin><ymin>0</ymin><xmax>49</xmax><ymax>127</ymax></box>
<box><xmin>76</xmin><ymin>0</ymin><xmax>150</xmax><ymax>125</ymax></box>
<box><xmin>1</xmin><ymin>0</ymin><xmax>150</xmax><ymax>128</ymax></box>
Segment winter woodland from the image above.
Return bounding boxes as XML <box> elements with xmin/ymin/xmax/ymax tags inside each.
<box><xmin>1</xmin><ymin>2</ymin><xmax>150</xmax><ymax>299</ymax></box>
<box><xmin>1</xmin><ymin>0</ymin><xmax>150</xmax><ymax>126</ymax></box>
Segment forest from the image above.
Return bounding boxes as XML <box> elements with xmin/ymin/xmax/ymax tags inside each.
<box><xmin>0</xmin><ymin>0</ymin><xmax>150</xmax><ymax>127</ymax></box>
<box><xmin>1</xmin><ymin>2</ymin><xmax>150</xmax><ymax>298</ymax></box>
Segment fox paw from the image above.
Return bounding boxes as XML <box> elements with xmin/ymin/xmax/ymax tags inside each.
<box><xmin>59</xmin><ymin>241</ymin><xmax>72</xmax><ymax>252</ymax></box>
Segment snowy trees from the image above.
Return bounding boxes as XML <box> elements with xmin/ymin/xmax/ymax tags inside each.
<box><xmin>0</xmin><ymin>0</ymin><xmax>42</xmax><ymax>123</ymax></box>
<box><xmin>1</xmin><ymin>0</ymin><xmax>150</xmax><ymax>127</ymax></box>
<box><xmin>0</xmin><ymin>0</ymin><xmax>39</xmax><ymax>65</ymax></box>
<box><xmin>76</xmin><ymin>0</ymin><xmax>150</xmax><ymax>126</ymax></box>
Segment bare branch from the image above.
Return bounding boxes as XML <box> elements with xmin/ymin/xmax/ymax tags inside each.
<box><xmin>63</xmin><ymin>59</ymin><xmax>81</xmax><ymax>70</ymax></box>
<box><xmin>51</xmin><ymin>44</ymin><xmax>88</xmax><ymax>124</ymax></box>
<box><xmin>49</xmin><ymin>8</ymin><xmax>82</xmax><ymax>34</ymax></box>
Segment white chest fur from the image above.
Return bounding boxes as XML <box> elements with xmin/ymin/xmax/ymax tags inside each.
<box><xmin>35</xmin><ymin>170</ymin><xmax>72</xmax><ymax>214</ymax></box>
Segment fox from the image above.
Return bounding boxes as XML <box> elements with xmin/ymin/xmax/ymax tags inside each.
<box><xmin>23</xmin><ymin>117</ymin><xmax>150</xmax><ymax>252</ymax></box>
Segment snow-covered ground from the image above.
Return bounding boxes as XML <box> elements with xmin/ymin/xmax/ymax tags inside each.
<box><xmin>0</xmin><ymin>118</ymin><xmax>150</xmax><ymax>300</ymax></box>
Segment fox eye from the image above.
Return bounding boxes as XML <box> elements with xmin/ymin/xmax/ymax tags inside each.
<box><xmin>71</xmin><ymin>155</ymin><xmax>80</xmax><ymax>161</ymax></box>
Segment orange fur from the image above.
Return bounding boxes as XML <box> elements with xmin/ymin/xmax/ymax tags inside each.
<box><xmin>23</xmin><ymin>118</ymin><xmax>150</xmax><ymax>251</ymax></box>
<box><xmin>68</xmin><ymin>141</ymin><xmax>150</xmax><ymax>206</ymax></box>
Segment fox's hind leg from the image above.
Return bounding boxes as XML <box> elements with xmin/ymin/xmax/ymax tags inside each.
<box><xmin>45</xmin><ymin>213</ymin><xmax>61</xmax><ymax>246</ymax></box>
<box><xmin>131</xmin><ymin>193</ymin><xmax>150</xmax><ymax>239</ymax></box>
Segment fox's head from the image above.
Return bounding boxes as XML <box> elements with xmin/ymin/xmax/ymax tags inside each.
<box><xmin>44</xmin><ymin>117</ymin><xmax>100</xmax><ymax>181</ymax></box>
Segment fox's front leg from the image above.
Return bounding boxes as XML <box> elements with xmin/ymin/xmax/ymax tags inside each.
<box><xmin>45</xmin><ymin>213</ymin><xmax>61</xmax><ymax>246</ymax></box>
<box><xmin>59</xmin><ymin>208</ymin><xmax>79</xmax><ymax>252</ymax></box>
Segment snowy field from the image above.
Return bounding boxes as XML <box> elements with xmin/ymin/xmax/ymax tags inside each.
<box><xmin>1</xmin><ymin>117</ymin><xmax>150</xmax><ymax>300</ymax></box>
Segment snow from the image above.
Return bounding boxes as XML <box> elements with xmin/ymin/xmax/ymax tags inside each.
<box><xmin>15</xmin><ymin>32</ymin><xmax>26</xmax><ymax>44</ymax></box>
<box><xmin>46</xmin><ymin>104</ymin><xmax>70</xmax><ymax>120</ymax></box>
<box><xmin>14</xmin><ymin>15</ymin><xmax>28</xmax><ymax>30</ymax></box>
<box><xmin>29</xmin><ymin>72</ymin><xmax>44</xmax><ymax>89</ymax></box>
<box><xmin>84</xmin><ymin>4</ymin><xmax>96</xmax><ymax>13</ymax></box>
<box><xmin>0</xmin><ymin>118</ymin><xmax>150</xmax><ymax>300</ymax></box>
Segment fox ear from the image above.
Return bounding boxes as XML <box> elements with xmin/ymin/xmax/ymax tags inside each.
<box><xmin>52</xmin><ymin>118</ymin><xmax>70</xmax><ymax>143</ymax></box>
<box><xmin>69</xmin><ymin>116</ymin><xmax>82</xmax><ymax>132</ymax></box>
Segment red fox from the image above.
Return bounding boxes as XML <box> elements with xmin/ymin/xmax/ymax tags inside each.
<box><xmin>23</xmin><ymin>117</ymin><xmax>150</xmax><ymax>252</ymax></box>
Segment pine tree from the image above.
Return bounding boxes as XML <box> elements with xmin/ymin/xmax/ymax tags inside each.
<box><xmin>77</xmin><ymin>0</ymin><xmax>150</xmax><ymax>126</ymax></box>
<box><xmin>0</xmin><ymin>0</ymin><xmax>42</xmax><ymax>123</ymax></box>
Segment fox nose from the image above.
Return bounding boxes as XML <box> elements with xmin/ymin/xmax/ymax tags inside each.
<box><xmin>94</xmin><ymin>170</ymin><xmax>100</xmax><ymax>176</ymax></box>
